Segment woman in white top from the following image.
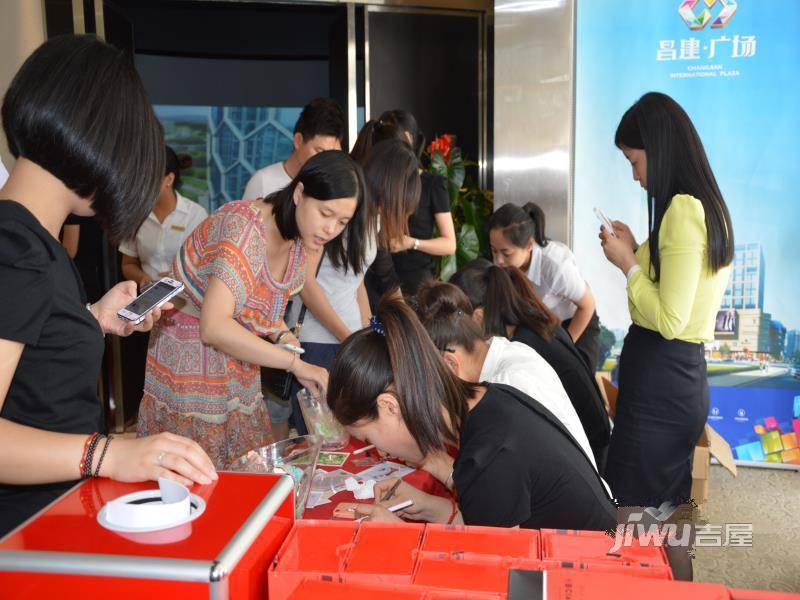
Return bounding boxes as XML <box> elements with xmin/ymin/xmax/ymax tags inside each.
<box><xmin>118</xmin><ymin>147</ymin><xmax>208</xmax><ymax>420</ymax></box>
<box><xmin>284</xmin><ymin>137</ymin><xmax>421</xmax><ymax>437</ymax></box>
<box><xmin>414</xmin><ymin>281</ymin><xmax>600</xmax><ymax>473</ymax></box>
<box><xmin>120</xmin><ymin>147</ymin><xmax>208</xmax><ymax>290</ymax></box>
<box><xmin>488</xmin><ymin>202</ymin><xmax>600</xmax><ymax>371</ymax></box>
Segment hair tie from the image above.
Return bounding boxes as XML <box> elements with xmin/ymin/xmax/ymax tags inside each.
<box><xmin>369</xmin><ymin>315</ymin><xmax>386</xmax><ymax>336</ymax></box>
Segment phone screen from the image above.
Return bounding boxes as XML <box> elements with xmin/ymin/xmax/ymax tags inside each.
<box><xmin>124</xmin><ymin>281</ymin><xmax>178</xmax><ymax>316</ymax></box>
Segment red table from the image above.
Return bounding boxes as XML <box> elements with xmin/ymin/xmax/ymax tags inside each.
<box><xmin>303</xmin><ymin>438</ymin><xmax>451</xmax><ymax>520</ymax></box>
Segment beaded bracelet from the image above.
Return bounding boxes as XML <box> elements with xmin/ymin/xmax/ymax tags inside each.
<box><xmin>93</xmin><ymin>435</ymin><xmax>113</xmax><ymax>478</ymax></box>
<box><xmin>80</xmin><ymin>433</ymin><xmax>102</xmax><ymax>479</ymax></box>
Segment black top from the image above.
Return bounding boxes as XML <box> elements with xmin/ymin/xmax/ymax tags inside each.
<box><xmin>512</xmin><ymin>324</ymin><xmax>611</xmax><ymax>461</ymax></box>
<box><xmin>0</xmin><ymin>201</ymin><xmax>105</xmax><ymax>536</ymax></box>
<box><xmin>392</xmin><ymin>172</ymin><xmax>450</xmax><ymax>295</ymax></box>
<box><xmin>63</xmin><ymin>214</ymin><xmax>106</xmax><ymax>303</ymax></box>
<box><xmin>364</xmin><ymin>248</ymin><xmax>400</xmax><ymax>311</ymax></box>
<box><xmin>454</xmin><ymin>383</ymin><xmax>617</xmax><ymax>531</ymax></box>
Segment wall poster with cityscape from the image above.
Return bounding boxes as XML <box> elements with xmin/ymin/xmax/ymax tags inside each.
<box><xmin>575</xmin><ymin>1</ymin><xmax>800</xmax><ymax>467</ymax></box>
<box><xmin>154</xmin><ymin>105</ymin><xmax>302</xmax><ymax>213</ymax></box>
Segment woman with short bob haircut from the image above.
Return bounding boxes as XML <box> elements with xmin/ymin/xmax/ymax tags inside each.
<box><xmin>327</xmin><ymin>295</ymin><xmax>616</xmax><ymax>531</ymax></box>
<box><xmin>600</xmin><ymin>92</ymin><xmax>734</xmax><ymax>508</ymax></box>
<box><xmin>139</xmin><ymin>149</ymin><xmax>367</xmax><ymax>467</ymax></box>
<box><xmin>0</xmin><ymin>35</ymin><xmax>217</xmax><ymax>537</ymax></box>
<box><xmin>450</xmin><ymin>259</ymin><xmax>611</xmax><ymax>472</ymax></box>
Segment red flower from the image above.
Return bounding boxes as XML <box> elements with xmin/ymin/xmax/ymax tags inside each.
<box><xmin>428</xmin><ymin>134</ymin><xmax>453</xmax><ymax>164</ymax></box>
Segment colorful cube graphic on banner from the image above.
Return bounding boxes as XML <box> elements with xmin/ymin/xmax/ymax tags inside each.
<box><xmin>760</xmin><ymin>431</ymin><xmax>783</xmax><ymax>455</ymax></box>
<box><xmin>793</xmin><ymin>419</ymin><xmax>800</xmax><ymax>442</ymax></box>
<box><xmin>794</xmin><ymin>396</ymin><xmax>800</xmax><ymax>419</ymax></box>
<box><xmin>781</xmin><ymin>433</ymin><xmax>798</xmax><ymax>451</ymax></box>
<box><xmin>763</xmin><ymin>417</ymin><xmax>780</xmax><ymax>432</ymax></box>
<box><xmin>734</xmin><ymin>441</ymin><xmax>765</xmax><ymax>462</ymax></box>
<box><xmin>764</xmin><ymin>452</ymin><xmax>783</xmax><ymax>464</ymax></box>
<box><xmin>754</xmin><ymin>425</ymin><xmax>767</xmax><ymax>436</ymax></box>
<box><xmin>781</xmin><ymin>448</ymin><xmax>800</xmax><ymax>465</ymax></box>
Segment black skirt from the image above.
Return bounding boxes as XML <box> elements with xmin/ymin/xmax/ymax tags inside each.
<box><xmin>605</xmin><ymin>324</ymin><xmax>709</xmax><ymax>508</ymax></box>
<box><xmin>563</xmin><ymin>311</ymin><xmax>601</xmax><ymax>372</ymax></box>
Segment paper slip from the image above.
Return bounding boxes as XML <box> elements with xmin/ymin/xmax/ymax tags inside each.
<box><xmin>317</xmin><ymin>451</ymin><xmax>350</xmax><ymax>467</ymax></box>
<box><xmin>355</xmin><ymin>461</ymin><xmax>414</xmax><ymax>483</ymax></box>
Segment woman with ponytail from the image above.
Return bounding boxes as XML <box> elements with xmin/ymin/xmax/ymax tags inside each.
<box><xmin>414</xmin><ymin>280</ymin><xmax>601</xmax><ymax>475</ymax></box>
<box><xmin>488</xmin><ymin>202</ymin><xmax>600</xmax><ymax>371</ymax></box>
<box><xmin>451</xmin><ymin>259</ymin><xmax>611</xmax><ymax>472</ymax></box>
<box><xmin>327</xmin><ymin>294</ymin><xmax>616</xmax><ymax>530</ymax></box>
<box><xmin>599</xmin><ymin>92</ymin><xmax>734</xmax><ymax>508</ymax></box>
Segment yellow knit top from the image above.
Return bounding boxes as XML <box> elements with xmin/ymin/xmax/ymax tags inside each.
<box><xmin>627</xmin><ymin>194</ymin><xmax>731</xmax><ymax>343</ymax></box>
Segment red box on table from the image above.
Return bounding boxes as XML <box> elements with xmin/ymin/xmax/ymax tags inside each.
<box><xmin>0</xmin><ymin>472</ymin><xmax>294</xmax><ymax>599</ymax></box>
<box><xmin>540</xmin><ymin>528</ymin><xmax>671</xmax><ymax>579</ymax></box>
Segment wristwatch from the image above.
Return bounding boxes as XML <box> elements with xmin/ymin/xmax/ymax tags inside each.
<box><xmin>412</xmin><ymin>238</ymin><xmax>420</xmax><ymax>251</ymax></box>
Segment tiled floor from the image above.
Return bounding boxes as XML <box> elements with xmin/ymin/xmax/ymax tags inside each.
<box><xmin>694</xmin><ymin>464</ymin><xmax>800</xmax><ymax>592</ymax></box>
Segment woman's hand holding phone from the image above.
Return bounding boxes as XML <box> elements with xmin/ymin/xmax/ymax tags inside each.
<box><xmin>610</xmin><ymin>220</ymin><xmax>638</xmax><ymax>252</ymax></box>
<box><xmin>89</xmin><ymin>281</ymin><xmax>172</xmax><ymax>336</ymax></box>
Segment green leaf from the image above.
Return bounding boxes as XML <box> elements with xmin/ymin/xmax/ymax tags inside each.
<box><xmin>456</xmin><ymin>223</ymin><xmax>480</xmax><ymax>265</ymax></box>
<box><xmin>440</xmin><ymin>253</ymin><xmax>458</xmax><ymax>282</ymax></box>
<box><xmin>446</xmin><ymin>150</ymin><xmax>466</xmax><ymax>202</ymax></box>
<box><xmin>430</xmin><ymin>151</ymin><xmax>448</xmax><ymax>178</ymax></box>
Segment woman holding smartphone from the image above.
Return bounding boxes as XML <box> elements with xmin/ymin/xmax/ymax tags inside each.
<box><xmin>488</xmin><ymin>203</ymin><xmax>600</xmax><ymax>371</ymax></box>
<box><xmin>327</xmin><ymin>296</ymin><xmax>617</xmax><ymax>531</ymax></box>
<box><xmin>138</xmin><ymin>150</ymin><xmax>367</xmax><ymax>468</ymax></box>
<box><xmin>0</xmin><ymin>35</ymin><xmax>217</xmax><ymax>537</ymax></box>
<box><xmin>600</xmin><ymin>92</ymin><xmax>734</xmax><ymax>508</ymax></box>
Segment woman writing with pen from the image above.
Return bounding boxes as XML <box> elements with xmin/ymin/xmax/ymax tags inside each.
<box><xmin>326</xmin><ymin>295</ymin><xmax>617</xmax><ymax>530</ymax></box>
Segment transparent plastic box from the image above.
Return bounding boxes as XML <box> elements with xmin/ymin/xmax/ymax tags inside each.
<box><xmin>296</xmin><ymin>388</ymin><xmax>349</xmax><ymax>451</ymax></box>
<box><xmin>230</xmin><ymin>435</ymin><xmax>322</xmax><ymax>518</ymax></box>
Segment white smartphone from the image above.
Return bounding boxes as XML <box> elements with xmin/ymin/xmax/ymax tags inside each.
<box><xmin>117</xmin><ymin>277</ymin><xmax>184</xmax><ymax>324</ymax></box>
<box><xmin>593</xmin><ymin>207</ymin><xmax>616</xmax><ymax>236</ymax></box>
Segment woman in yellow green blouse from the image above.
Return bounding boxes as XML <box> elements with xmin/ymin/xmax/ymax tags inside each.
<box><xmin>599</xmin><ymin>92</ymin><xmax>734</xmax><ymax>508</ymax></box>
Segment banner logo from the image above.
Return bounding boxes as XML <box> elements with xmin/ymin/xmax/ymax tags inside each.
<box><xmin>679</xmin><ymin>0</ymin><xmax>738</xmax><ymax>30</ymax></box>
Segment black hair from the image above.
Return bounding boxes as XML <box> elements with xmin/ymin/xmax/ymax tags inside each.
<box><xmin>328</xmin><ymin>292</ymin><xmax>476</xmax><ymax>455</ymax></box>
<box><xmin>615</xmin><ymin>92</ymin><xmax>734</xmax><ymax>280</ymax></box>
<box><xmin>487</xmin><ymin>202</ymin><xmax>548</xmax><ymax>248</ymax></box>
<box><xmin>294</xmin><ymin>97</ymin><xmax>346</xmax><ymax>143</ymax></box>
<box><xmin>350</xmin><ymin>118</ymin><xmax>409</xmax><ymax>165</ymax></box>
<box><xmin>362</xmin><ymin>139</ymin><xmax>421</xmax><ymax>248</ymax></box>
<box><xmin>265</xmin><ymin>150</ymin><xmax>367</xmax><ymax>274</ymax></box>
<box><xmin>415</xmin><ymin>281</ymin><xmax>485</xmax><ymax>353</ymax></box>
<box><xmin>165</xmin><ymin>146</ymin><xmax>192</xmax><ymax>191</ymax></box>
<box><xmin>2</xmin><ymin>34</ymin><xmax>165</xmax><ymax>243</ymax></box>
<box><xmin>378</xmin><ymin>109</ymin><xmax>425</xmax><ymax>160</ymax></box>
<box><xmin>450</xmin><ymin>260</ymin><xmax>558</xmax><ymax>341</ymax></box>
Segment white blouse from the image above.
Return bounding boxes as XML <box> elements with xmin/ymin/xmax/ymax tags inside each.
<box><xmin>526</xmin><ymin>240</ymin><xmax>588</xmax><ymax>322</ymax></box>
<box><xmin>119</xmin><ymin>192</ymin><xmax>208</xmax><ymax>280</ymax></box>
<box><xmin>479</xmin><ymin>336</ymin><xmax>598</xmax><ymax>472</ymax></box>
